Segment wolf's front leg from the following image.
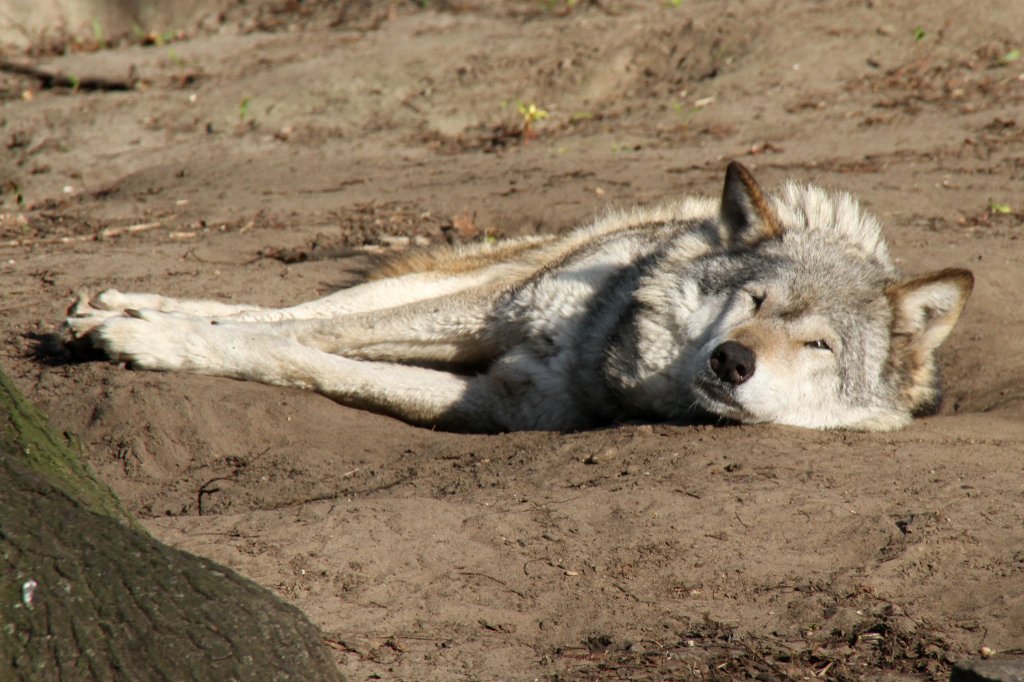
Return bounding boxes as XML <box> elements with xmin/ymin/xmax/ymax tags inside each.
<box><xmin>66</xmin><ymin>289</ymin><xmax>266</xmax><ymax>338</ymax></box>
<box><xmin>228</xmin><ymin>270</ymin><xmax>511</xmax><ymax>321</ymax></box>
<box><xmin>77</xmin><ymin>289</ymin><xmax>266</xmax><ymax>316</ymax></box>
<box><xmin>91</xmin><ymin>310</ymin><xmax>503</xmax><ymax>431</ymax></box>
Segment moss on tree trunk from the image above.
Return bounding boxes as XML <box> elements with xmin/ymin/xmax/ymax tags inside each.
<box><xmin>0</xmin><ymin>368</ymin><xmax>129</xmax><ymax>523</ymax></box>
<box><xmin>0</xmin><ymin>366</ymin><xmax>344</xmax><ymax>681</ymax></box>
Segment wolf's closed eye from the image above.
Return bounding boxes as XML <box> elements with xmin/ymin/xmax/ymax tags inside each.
<box><xmin>747</xmin><ymin>290</ymin><xmax>766</xmax><ymax>312</ymax></box>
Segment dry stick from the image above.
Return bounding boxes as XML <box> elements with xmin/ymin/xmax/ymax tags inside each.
<box><xmin>0</xmin><ymin>58</ymin><xmax>135</xmax><ymax>91</ymax></box>
<box><xmin>0</xmin><ymin>221</ymin><xmax>163</xmax><ymax>248</ymax></box>
<box><xmin>458</xmin><ymin>571</ymin><xmax>529</xmax><ymax>600</ymax></box>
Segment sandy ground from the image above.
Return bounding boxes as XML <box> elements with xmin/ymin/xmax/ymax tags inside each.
<box><xmin>2</xmin><ymin>1</ymin><xmax>1024</xmax><ymax>679</ymax></box>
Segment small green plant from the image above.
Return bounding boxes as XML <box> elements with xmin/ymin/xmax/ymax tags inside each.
<box><xmin>667</xmin><ymin>0</ymin><xmax>683</xmax><ymax>6</ymax></box>
<box><xmin>166</xmin><ymin>48</ymin><xmax>187</xmax><ymax>69</ymax></box>
<box><xmin>671</xmin><ymin>100</ymin><xmax>700</xmax><ymax>126</ymax></box>
<box><xmin>989</xmin><ymin>200</ymin><xmax>1013</xmax><ymax>214</ymax></box>
<box><xmin>91</xmin><ymin>18</ymin><xmax>107</xmax><ymax>50</ymax></box>
<box><xmin>516</xmin><ymin>100</ymin><xmax>549</xmax><ymax>140</ymax></box>
<box><xmin>238</xmin><ymin>97</ymin><xmax>252</xmax><ymax>123</ymax></box>
<box><xmin>1000</xmin><ymin>48</ymin><xmax>1021</xmax><ymax>65</ymax></box>
<box><xmin>913</xmin><ymin>26</ymin><xmax>926</xmax><ymax>42</ymax></box>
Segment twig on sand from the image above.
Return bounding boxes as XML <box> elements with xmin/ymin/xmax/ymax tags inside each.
<box><xmin>0</xmin><ymin>58</ymin><xmax>135</xmax><ymax>91</ymax></box>
<box><xmin>1</xmin><ymin>221</ymin><xmax>164</xmax><ymax>248</ymax></box>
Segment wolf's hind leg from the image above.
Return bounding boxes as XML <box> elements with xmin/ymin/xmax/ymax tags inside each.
<box><xmin>70</xmin><ymin>267</ymin><xmax>518</xmax><ymax>338</ymax></box>
<box><xmin>216</xmin><ymin>287</ymin><xmax>506</xmax><ymax>365</ymax></box>
<box><xmin>93</xmin><ymin>310</ymin><xmax>503</xmax><ymax>431</ymax></box>
<box><xmin>230</xmin><ymin>268</ymin><xmax>520</xmax><ymax>321</ymax></box>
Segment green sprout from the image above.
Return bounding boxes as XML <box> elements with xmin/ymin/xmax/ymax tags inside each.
<box><xmin>166</xmin><ymin>48</ymin><xmax>186</xmax><ymax>69</ymax></box>
<box><xmin>1000</xmin><ymin>49</ymin><xmax>1021</xmax><ymax>65</ymax></box>
<box><xmin>516</xmin><ymin>100</ymin><xmax>549</xmax><ymax>140</ymax></box>
<box><xmin>238</xmin><ymin>97</ymin><xmax>252</xmax><ymax>122</ymax></box>
<box><xmin>913</xmin><ymin>26</ymin><xmax>926</xmax><ymax>42</ymax></box>
<box><xmin>91</xmin><ymin>18</ymin><xmax>107</xmax><ymax>49</ymax></box>
<box><xmin>569</xmin><ymin>111</ymin><xmax>595</xmax><ymax>124</ymax></box>
<box><xmin>671</xmin><ymin>100</ymin><xmax>699</xmax><ymax>126</ymax></box>
<box><xmin>989</xmin><ymin>200</ymin><xmax>1012</xmax><ymax>214</ymax></box>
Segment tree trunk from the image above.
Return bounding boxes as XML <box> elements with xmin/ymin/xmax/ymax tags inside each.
<box><xmin>0</xmin><ymin>367</ymin><xmax>344</xmax><ymax>681</ymax></box>
<box><xmin>0</xmin><ymin>368</ymin><xmax>130</xmax><ymax>524</ymax></box>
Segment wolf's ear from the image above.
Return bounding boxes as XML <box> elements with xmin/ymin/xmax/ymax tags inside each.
<box><xmin>720</xmin><ymin>161</ymin><xmax>783</xmax><ymax>247</ymax></box>
<box><xmin>887</xmin><ymin>268</ymin><xmax>974</xmax><ymax>413</ymax></box>
<box><xmin>889</xmin><ymin>269</ymin><xmax>974</xmax><ymax>352</ymax></box>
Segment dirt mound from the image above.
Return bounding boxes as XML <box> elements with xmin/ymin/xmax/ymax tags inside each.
<box><xmin>2</xmin><ymin>1</ymin><xmax>1023</xmax><ymax>679</ymax></box>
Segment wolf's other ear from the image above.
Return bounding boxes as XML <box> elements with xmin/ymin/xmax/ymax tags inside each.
<box><xmin>889</xmin><ymin>268</ymin><xmax>974</xmax><ymax>352</ymax></box>
<box><xmin>720</xmin><ymin>161</ymin><xmax>783</xmax><ymax>247</ymax></box>
<box><xmin>887</xmin><ymin>268</ymin><xmax>973</xmax><ymax>414</ymax></box>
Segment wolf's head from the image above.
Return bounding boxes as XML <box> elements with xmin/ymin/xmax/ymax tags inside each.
<box><xmin>687</xmin><ymin>162</ymin><xmax>973</xmax><ymax>430</ymax></box>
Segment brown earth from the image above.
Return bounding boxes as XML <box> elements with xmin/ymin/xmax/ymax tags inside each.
<box><xmin>2</xmin><ymin>1</ymin><xmax>1024</xmax><ymax>680</ymax></box>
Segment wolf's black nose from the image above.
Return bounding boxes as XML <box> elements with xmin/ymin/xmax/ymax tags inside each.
<box><xmin>709</xmin><ymin>341</ymin><xmax>756</xmax><ymax>386</ymax></box>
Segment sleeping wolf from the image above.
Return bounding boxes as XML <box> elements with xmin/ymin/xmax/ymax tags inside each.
<box><xmin>65</xmin><ymin>162</ymin><xmax>973</xmax><ymax>432</ymax></box>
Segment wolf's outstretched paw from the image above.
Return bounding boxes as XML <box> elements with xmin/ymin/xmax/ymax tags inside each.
<box><xmin>67</xmin><ymin>288</ymin><xmax>124</xmax><ymax>314</ymax></box>
<box><xmin>65</xmin><ymin>289</ymin><xmax>189</xmax><ymax>339</ymax></box>
<box><xmin>67</xmin><ymin>290</ymin><xmax>94</xmax><ymax>317</ymax></box>
<box><xmin>91</xmin><ymin>309</ymin><xmax>214</xmax><ymax>372</ymax></box>
<box><xmin>64</xmin><ymin>291</ymin><xmax>125</xmax><ymax>339</ymax></box>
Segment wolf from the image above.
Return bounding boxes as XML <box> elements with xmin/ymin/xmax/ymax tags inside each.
<box><xmin>64</xmin><ymin>162</ymin><xmax>973</xmax><ymax>433</ymax></box>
